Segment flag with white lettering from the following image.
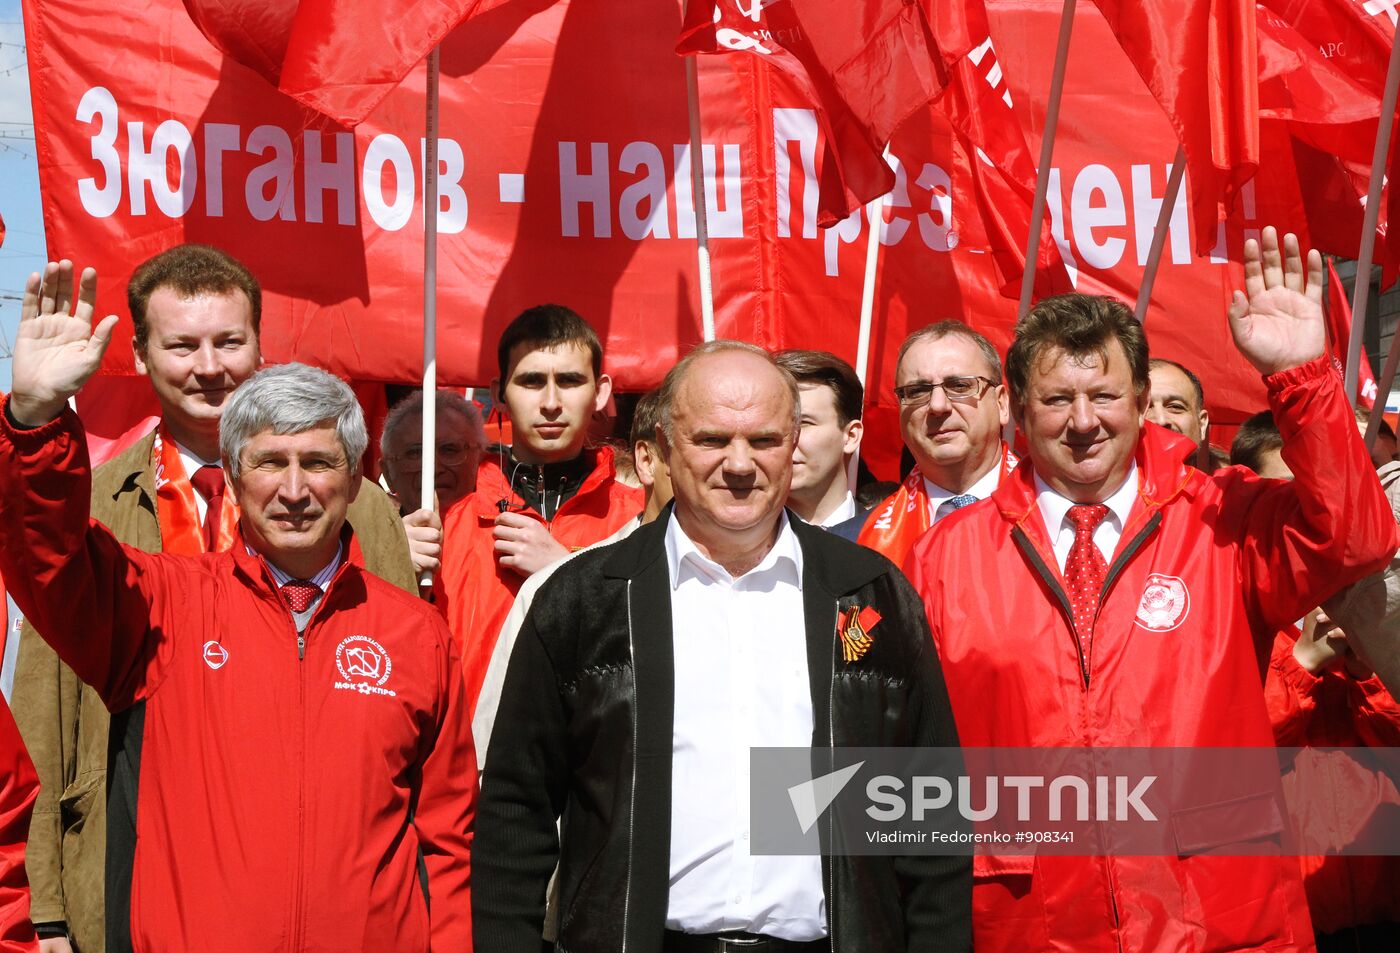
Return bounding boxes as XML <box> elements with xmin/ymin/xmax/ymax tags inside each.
<box><xmin>677</xmin><ymin>0</ymin><xmax>948</xmax><ymax>225</ymax></box>
<box><xmin>1089</xmin><ymin>0</ymin><xmax>1261</xmax><ymax>255</ymax></box>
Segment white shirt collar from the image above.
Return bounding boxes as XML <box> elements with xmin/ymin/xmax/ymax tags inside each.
<box><xmin>1032</xmin><ymin>461</ymin><xmax>1139</xmax><ymax>538</ymax></box>
<box><xmin>665</xmin><ymin>509</ymin><xmax>803</xmax><ymax>590</ymax></box>
<box><xmin>818</xmin><ymin>492</ymin><xmax>858</xmax><ymax>528</ymax></box>
<box><xmin>925</xmin><ymin>464</ymin><xmax>1001</xmax><ymax>514</ymax></box>
<box><xmin>173</xmin><ymin>438</ymin><xmax>221</xmax><ymax>481</ymax></box>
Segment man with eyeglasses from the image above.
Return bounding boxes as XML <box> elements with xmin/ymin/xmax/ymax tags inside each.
<box><xmin>847</xmin><ymin>320</ymin><xmax>1015</xmax><ymax>566</ymax></box>
<box><xmin>380</xmin><ymin>390</ymin><xmax>488</xmax><ymax>577</ymax></box>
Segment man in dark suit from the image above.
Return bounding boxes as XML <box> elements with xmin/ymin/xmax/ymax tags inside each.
<box><xmin>474</xmin><ymin>340</ymin><xmax>970</xmax><ymax>953</ymax></box>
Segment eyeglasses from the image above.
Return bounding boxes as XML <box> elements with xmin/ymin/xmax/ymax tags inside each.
<box><xmin>893</xmin><ymin>376</ymin><xmax>998</xmax><ymax>406</ymax></box>
<box><xmin>394</xmin><ymin>441</ymin><xmax>483</xmax><ymax>467</ymax></box>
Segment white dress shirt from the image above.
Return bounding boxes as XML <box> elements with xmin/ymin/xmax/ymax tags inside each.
<box><xmin>664</xmin><ymin>512</ymin><xmax>826</xmax><ymax>941</ymax></box>
<box><xmin>1033</xmin><ymin>462</ymin><xmax>1140</xmax><ymax>572</ymax></box>
<box><xmin>926</xmin><ymin>464</ymin><xmax>1001</xmax><ymax>525</ymax></box>
<box><xmin>175</xmin><ymin>440</ymin><xmax>223</xmax><ymax>523</ymax></box>
<box><xmin>817</xmin><ymin>491</ymin><xmax>858</xmax><ymax>528</ymax></box>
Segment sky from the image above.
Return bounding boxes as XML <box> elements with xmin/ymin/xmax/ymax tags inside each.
<box><xmin>0</xmin><ymin>0</ymin><xmax>40</xmax><ymax>393</ymax></box>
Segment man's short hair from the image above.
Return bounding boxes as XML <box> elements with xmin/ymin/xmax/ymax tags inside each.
<box><xmin>657</xmin><ymin>340</ymin><xmax>800</xmax><ymax>443</ymax></box>
<box><xmin>1149</xmin><ymin>357</ymin><xmax>1205</xmax><ymax>411</ymax></box>
<box><xmin>1006</xmin><ymin>294</ymin><xmax>1148</xmax><ymax>405</ymax></box>
<box><xmin>773</xmin><ymin>349</ymin><xmax>864</xmax><ymax>426</ymax></box>
<box><xmin>630</xmin><ymin>388</ymin><xmax>665</xmax><ymax>448</ymax></box>
<box><xmin>1230</xmin><ymin>411</ymin><xmax>1285</xmax><ymax>472</ymax></box>
<box><xmin>221</xmin><ymin>364</ymin><xmax>367</xmax><ymax>479</ymax></box>
<box><xmin>1355</xmin><ymin>406</ymin><xmax>1397</xmax><ymax>441</ymax></box>
<box><xmin>380</xmin><ymin>389</ymin><xmax>487</xmax><ymax>460</ymax></box>
<box><xmin>497</xmin><ymin>304</ymin><xmax>603</xmax><ymax>382</ymax></box>
<box><xmin>896</xmin><ymin>320</ymin><xmax>1003</xmax><ymax>384</ymax></box>
<box><xmin>127</xmin><ymin>244</ymin><xmax>261</xmax><ymax>351</ymax></box>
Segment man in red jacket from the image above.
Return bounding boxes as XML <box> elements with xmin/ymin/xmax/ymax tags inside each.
<box><xmin>0</xmin><ymin>699</ymin><xmax>38</xmax><ymax>953</ymax></box>
<box><xmin>906</xmin><ymin>228</ymin><xmax>1400</xmax><ymax>952</ymax></box>
<box><xmin>436</xmin><ymin>305</ymin><xmax>641</xmax><ymax>713</ymax></box>
<box><xmin>0</xmin><ymin>261</ymin><xmax>475</xmax><ymax>953</ymax></box>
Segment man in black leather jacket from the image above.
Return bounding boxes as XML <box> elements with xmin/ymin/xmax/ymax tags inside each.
<box><xmin>474</xmin><ymin>341</ymin><xmax>971</xmax><ymax>953</ymax></box>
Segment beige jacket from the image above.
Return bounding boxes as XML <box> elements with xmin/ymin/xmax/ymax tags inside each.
<box><xmin>1325</xmin><ymin>459</ymin><xmax>1400</xmax><ymax>695</ymax></box>
<box><xmin>11</xmin><ymin>429</ymin><xmax>417</xmax><ymax>951</ymax></box>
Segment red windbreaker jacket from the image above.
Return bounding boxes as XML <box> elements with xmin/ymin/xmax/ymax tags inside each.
<box><xmin>0</xmin><ymin>404</ymin><xmax>476</xmax><ymax>953</ymax></box>
<box><xmin>436</xmin><ymin>446</ymin><xmax>641</xmax><ymax>714</ymax></box>
<box><xmin>907</xmin><ymin>356</ymin><xmax>1399</xmax><ymax>953</ymax></box>
<box><xmin>0</xmin><ymin>700</ymin><xmax>37</xmax><ymax>953</ymax></box>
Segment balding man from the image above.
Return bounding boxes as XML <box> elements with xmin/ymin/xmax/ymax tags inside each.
<box><xmin>474</xmin><ymin>340</ymin><xmax>969</xmax><ymax>953</ymax></box>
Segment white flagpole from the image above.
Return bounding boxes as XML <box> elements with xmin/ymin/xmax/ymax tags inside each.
<box><xmin>1134</xmin><ymin>144</ymin><xmax>1187</xmax><ymax>323</ymax></box>
<box><xmin>1350</xmin><ymin>27</ymin><xmax>1400</xmax><ymax>413</ymax></box>
<box><xmin>850</xmin><ymin>186</ymin><xmax>888</xmax><ymax>488</ymax></box>
<box><xmin>420</xmin><ymin>46</ymin><xmax>441</xmax><ymax>585</ymax></box>
<box><xmin>1008</xmin><ymin>0</ymin><xmax>1075</xmax><ymax>443</ymax></box>
<box><xmin>685</xmin><ymin>53</ymin><xmax>717</xmax><ymax>341</ymax></box>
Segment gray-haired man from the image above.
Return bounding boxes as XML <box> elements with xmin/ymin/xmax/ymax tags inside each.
<box><xmin>0</xmin><ymin>261</ymin><xmax>476</xmax><ymax>953</ymax></box>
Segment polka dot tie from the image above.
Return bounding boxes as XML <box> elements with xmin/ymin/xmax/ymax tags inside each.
<box><xmin>940</xmin><ymin>493</ymin><xmax>979</xmax><ymax>518</ymax></box>
<box><xmin>1065</xmin><ymin>503</ymin><xmax>1110</xmax><ymax>679</ymax></box>
<box><xmin>280</xmin><ymin>580</ymin><xmax>321</xmax><ymax>614</ymax></box>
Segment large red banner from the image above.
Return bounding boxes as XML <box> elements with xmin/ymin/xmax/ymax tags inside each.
<box><xmin>24</xmin><ymin>0</ymin><xmax>1360</xmax><ymax>476</ymax></box>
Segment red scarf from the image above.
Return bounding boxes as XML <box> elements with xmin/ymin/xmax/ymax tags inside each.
<box><xmin>152</xmin><ymin>426</ymin><xmax>240</xmax><ymax>555</ymax></box>
<box><xmin>858</xmin><ymin>443</ymin><xmax>1017</xmax><ymax>566</ymax></box>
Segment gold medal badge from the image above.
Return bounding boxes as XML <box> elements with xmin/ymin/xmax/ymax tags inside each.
<box><xmin>838</xmin><ymin>606</ymin><xmax>882</xmax><ymax>663</ymax></box>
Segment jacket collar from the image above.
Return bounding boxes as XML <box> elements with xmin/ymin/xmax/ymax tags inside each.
<box><xmin>602</xmin><ymin>502</ymin><xmax>890</xmax><ymax>596</ymax></box>
<box><xmin>467</xmin><ymin>444</ymin><xmax>619</xmax><ymax>519</ymax></box>
<box><xmin>993</xmin><ymin>421</ymin><xmax>1200</xmax><ymax>525</ymax></box>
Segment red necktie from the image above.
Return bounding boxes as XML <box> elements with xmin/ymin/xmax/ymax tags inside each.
<box><xmin>280</xmin><ymin>580</ymin><xmax>321</xmax><ymax>614</ymax></box>
<box><xmin>190</xmin><ymin>465</ymin><xmax>226</xmax><ymax>552</ymax></box>
<box><xmin>1065</xmin><ymin>503</ymin><xmax>1110</xmax><ymax>679</ymax></box>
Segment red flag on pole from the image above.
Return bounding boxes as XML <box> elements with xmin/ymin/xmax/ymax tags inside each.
<box><xmin>1088</xmin><ymin>0</ymin><xmax>1260</xmax><ymax>255</ymax></box>
<box><xmin>183</xmin><ymin>0</ymin><xmax>508</xmax><ymax>124</ymax></box>
<box><xmin>678</xmin><ymin>0</ymin><xmax>955</xmax><ymax>226</ymax></box>
<box><xmin>1326</xmin><ymin>257</ymin><xmax>1378</xmax><ymax>409</ymax></box>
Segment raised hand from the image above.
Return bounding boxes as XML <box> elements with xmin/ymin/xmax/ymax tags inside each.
<box><xmin>11</xmin><ymin>260</ymin><xmax>120</xmax><ymax>425</ymax></box>
<box><xmin>1226</xmin><ymin>227</ymin><xmax>1326</xmax><ymax>376</ymax></box>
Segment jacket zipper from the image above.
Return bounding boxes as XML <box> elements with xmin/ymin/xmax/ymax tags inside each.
<box><xmin>826</xmin><ymin>598</ymin><xmax>839</xmax><ymax>950</ymax></box>
<box><xmin>621</xmin><ymin>579</ymin><xmax>637</xmax><ymax>953</ymax></box>
<box><xmin>1012</xmin><ymin>528</ymin><xmax>1089</xmax><ymax>688</ymax></box>
<box><xmin>290</xmin><ymin>610</ymin><xmax>308</xmax><ymax>951</ymax></box>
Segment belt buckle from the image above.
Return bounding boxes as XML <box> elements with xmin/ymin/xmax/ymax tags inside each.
<box><xmin>719</xmin><ymin>937</ymin><xmax>766</xmax><ymax>952</ymax></box>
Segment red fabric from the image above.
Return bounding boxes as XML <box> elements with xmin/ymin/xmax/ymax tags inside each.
<box><xmin>1326</xmin><ymin>257</ymin><xmax>1378</xmax><ymax>409</ymax></box>
<box><xmin>0</xmin><ymin>401</ymin><xmax>477</xmax><ymax>953</ymax></box>
<box><xmin>905</xmin><ymin>357</ymin><xmax>1399</xmax><ymax>951</ymax></box>
<box><xmin>183</xmin><ymin>0</ymin><xmax>509</xmax><ymax>125</ymax></box>
<box><xmin>189</xmin><ymin>464</ymin><xmax>228</xmax><ymax>551</ymax></box>
<box><xmin>1264</xmin><ymin>630</ymin><xmax>1400</xmax><ymax>934</ymax></box>
<box><xmin>0</xmin><ymin>700</ymin><xmax>38</xmax><ymax>953</ymax></box>
<box><xmin>1063</xmin><ymin>502</ymin><xmax>1109</xmax><ymax>679</ymax></box>
<box><xmin>856</xmin><ymin>442</ymin><xmax>1016</xmax><ymax>566</ymax></box>
<box><xmin>436</xmin><ymin>446</ymin><xmax>642</xmax><ymax>715</ymax></box>
<box><xmin>1089</xmin><ymin>0</ymin><xmax>1260</xmax><ymax>255</ymax></box>
<box><xmin>678</xmin><ymin>0</ymin><xmax>949</xmax><ymax>225</ymax></box>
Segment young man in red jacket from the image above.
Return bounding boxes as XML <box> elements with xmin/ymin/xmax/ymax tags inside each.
<box><xmin>907</xmin><ymin>228</ymin><xmax>1400</xmax><ymax>952</ymax></box>
<box><xmin>436</xmin><ymin>305</ymin><xmax>641</xmax><ymax>713</ymax></box>
<box><xmin>0</xmin><ymin>261</ymin><xmax>475</xmax><ymax>953</ymax></box>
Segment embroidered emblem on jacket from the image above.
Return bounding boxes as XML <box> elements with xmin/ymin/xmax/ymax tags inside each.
<box><xmin>1135</xmin><ymin>574</ymin><xmax>1190</xmax><ymax>632</ymax></box>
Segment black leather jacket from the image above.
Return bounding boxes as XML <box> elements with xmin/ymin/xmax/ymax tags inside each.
<box><xmin>474</xmin><ymin>510</ymin><xmax>971</xmax><ymax>953</ymax></box>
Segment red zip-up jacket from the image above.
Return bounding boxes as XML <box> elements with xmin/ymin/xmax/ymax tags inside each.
<box><xmin>0</xmin><ymin>699</ymin><xmax>37</xmax><ymax>953</ymax></box>
<box><xmin>436</xmin><ymin>447</ymin><xmax>641</xmax><ymax>714</ymax></box>
<box><xmin>907</xmin><ymin>356</ymin><xmax>1399</xmax><ymax>953</ymax></box>
<box><xmin>0</xmin><ymin>403</ymin><xmax>476</xmax><ymax>953</ymax></box>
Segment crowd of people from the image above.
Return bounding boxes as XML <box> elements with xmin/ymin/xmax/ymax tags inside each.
<box><xmin>0</xmin><ymin>225</ymin><xmax>1397</xmax><ymax>953</ymax></box>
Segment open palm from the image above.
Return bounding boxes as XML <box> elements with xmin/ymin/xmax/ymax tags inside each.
<box><xmin>11</xmin><ymin>261</ymin><xmax>119</xmax><ymax>425</ymax></box>
<box><xmin>1226</xmin><ymin>227</ymin><xmax>1326</xmax><ymax>376</ymax></box>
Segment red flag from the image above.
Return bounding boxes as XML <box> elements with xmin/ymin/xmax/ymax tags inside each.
<box><xmin>678</xmin><ymin>0</ymin><xmax>952</xmax><ymax>226</ymax></box>
<box><xmin>1326</xmin><ymin>257</ymin><xmax>1378</xmax><ymax>409</ymax></box>
<box><xmin>936</xmin><ymin>29</ymin><xmax>1073</xmax><ymax>298</ymax></box>
<box><xmin>1256</xmin><ymin>0</ymin><xmax>1397</xmax><ymax>280</ymax></box>
<box><xmin>183</xmin><ymin>0</ymin><xmax>508</xmax><ymax>124</ymax></box>
<box><xmin>1089</xmin><ymin>0</ymin><xmax>1260</xmax><ymax>255</ymax></box>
